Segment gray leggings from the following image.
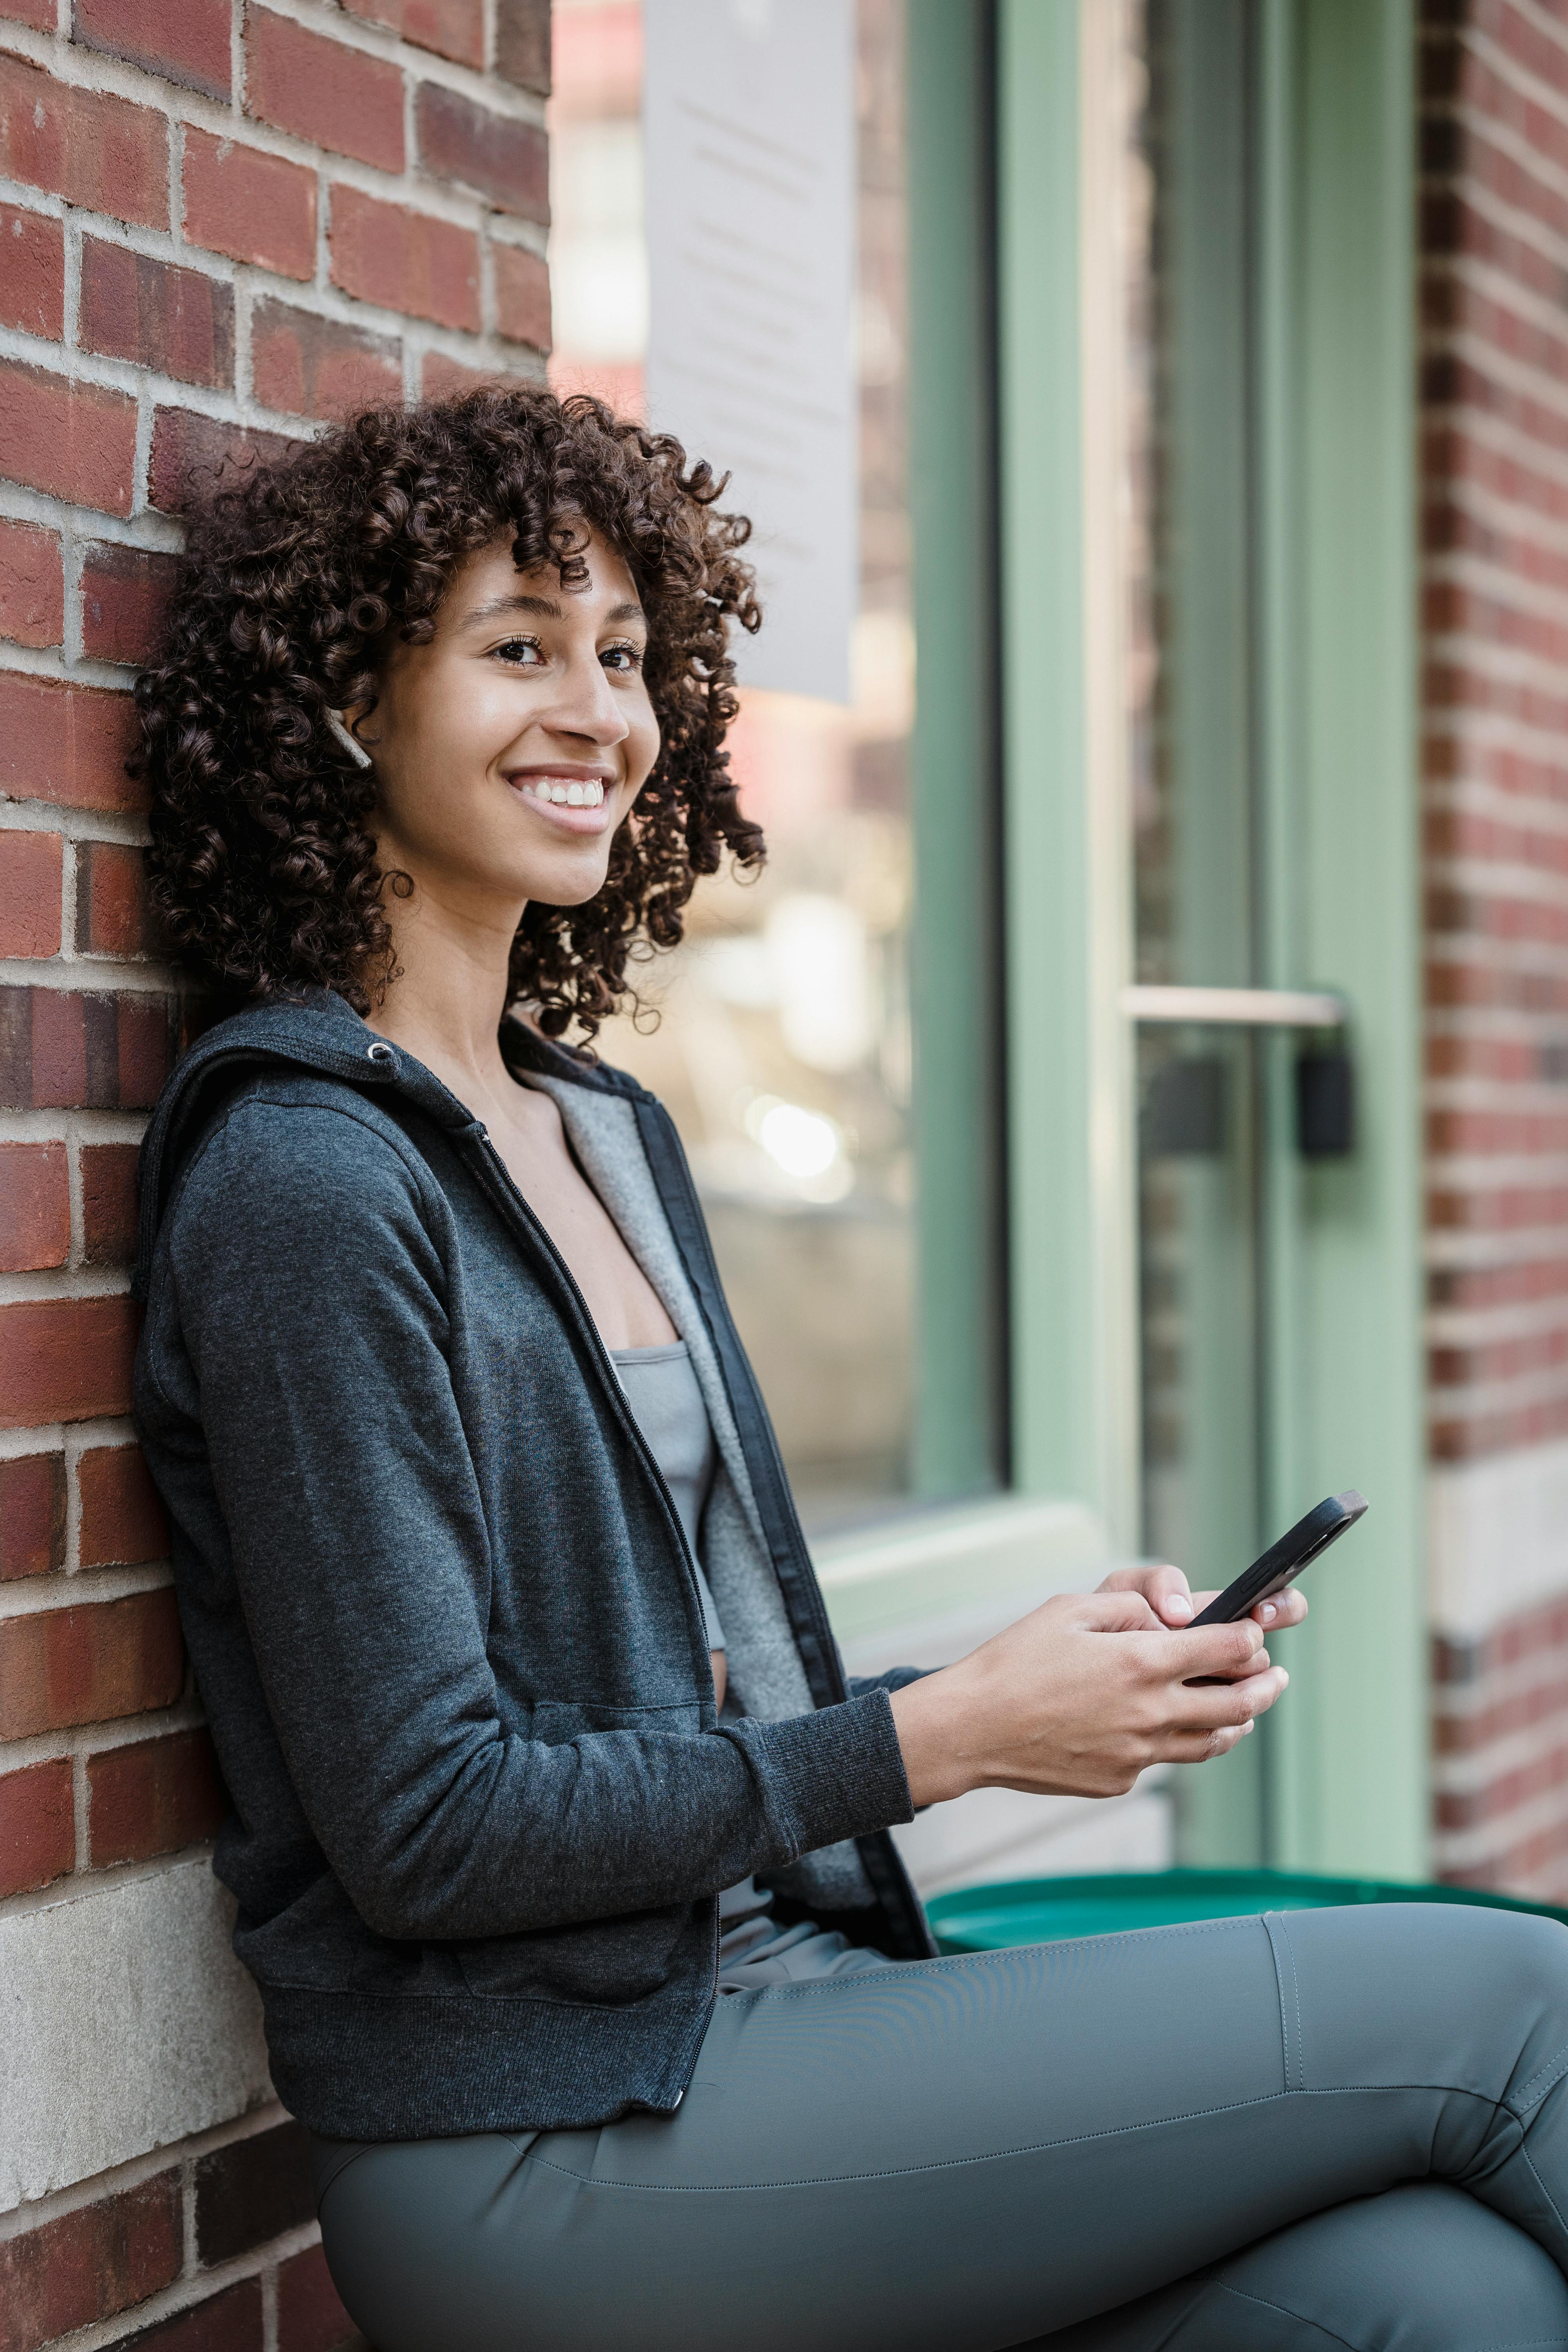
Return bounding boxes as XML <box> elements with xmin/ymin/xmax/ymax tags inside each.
<box><xmin>313</xmin><ymin>1903</ymin><xmax>1568</xmax><ymax>2350</ymax></box>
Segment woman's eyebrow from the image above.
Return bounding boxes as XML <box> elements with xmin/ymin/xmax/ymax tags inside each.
<box><xmin>461</xmin><ymin>593</ymin><xmax>648</xmax><ymax>627</ymax></box>
<box><xmin>463</xmin><ymin>592</ymin><xmax>563</xmax><ymax>623</ymax></box>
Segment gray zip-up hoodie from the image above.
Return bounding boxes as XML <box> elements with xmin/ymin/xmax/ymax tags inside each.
<box><xmin>132</xmin><ymin>993</ymin><xmax>931</xmax><ymax>2142</ymax></box>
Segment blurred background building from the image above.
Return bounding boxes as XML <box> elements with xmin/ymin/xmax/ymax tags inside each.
<box><xmin>4</xmin><ymin>0</ymin><xmax>1568</xmax><ymax>2341</ymax></box>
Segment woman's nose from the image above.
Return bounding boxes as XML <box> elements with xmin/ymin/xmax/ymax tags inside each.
<box><xmin>548</xmin><ymin>651</ymin><xmax>630</xmax><ymax>746</ymax></box>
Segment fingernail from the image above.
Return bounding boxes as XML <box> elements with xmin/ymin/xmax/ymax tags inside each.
<box><xmin>1278</xmin><ymin>1669</ymin><xmax>1289</xmax><ymax>1687</ymax></box>
<box><xmin>1167</xmin><ymin>1595</ymin><xmax>1192</xmax><ymax>1620</ymax></box>
<box><xmin>1242</xmin><ymin>1719</ymin><xmax>1255</xmax><ymax>1734</ymax></box>
<box><xmin>1260</xmin><ymin>1603</ymin><xmax>1277</xmax><ymax>1623</ymax></box>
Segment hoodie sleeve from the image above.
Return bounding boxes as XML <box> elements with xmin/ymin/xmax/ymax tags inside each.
<box><xmin>155</xmin><ymin>1097</ymin><xmax>913</xmax><ymax>1942</ymax></box>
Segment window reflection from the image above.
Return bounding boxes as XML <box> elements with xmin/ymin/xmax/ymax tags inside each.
<box><xmin>548</xmin><ymin>0</ymin><xmax>916</xmax><ymax>1530</ymax></box>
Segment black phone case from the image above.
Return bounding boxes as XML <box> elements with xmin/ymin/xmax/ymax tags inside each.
<box><xmin>1187</xmin><ymin>1489</ymin><xmax>1368</xmax><ymax>1628</ymax></box>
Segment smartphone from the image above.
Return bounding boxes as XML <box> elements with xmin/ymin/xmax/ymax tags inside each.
<box><xmin>1187</xmin><ymin>1490</ymin><xmax>1368</xmax><ymax>1629</ymax></box>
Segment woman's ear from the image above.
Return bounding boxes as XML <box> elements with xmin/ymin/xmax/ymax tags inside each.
<box><xmin>327</xmin><ymin>710</ymin><xmax>373</xmax><ymax>770</ymax></box>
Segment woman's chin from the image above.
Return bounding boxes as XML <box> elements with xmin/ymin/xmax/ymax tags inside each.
<box><xmin>518</xmin><ymin>847</ymin><xmax>616</xmax><ymax>908</ymax></box>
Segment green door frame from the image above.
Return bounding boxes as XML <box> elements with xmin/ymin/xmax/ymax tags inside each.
<box><xmin>1258</xmin><ymin>0</ymin><xmax>1426</xmax><ymax>1880</ymax></box>
<box><xmin>976</xmin><ymin>0</ymin><xmax>1426</xmax><ymax>1878</ymax></box>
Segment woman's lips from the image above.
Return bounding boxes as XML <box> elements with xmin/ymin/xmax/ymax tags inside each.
<box><xmin>506</xmin><ymin>773</ymin><xmax>616</xmax><ymax>834</ymax></box>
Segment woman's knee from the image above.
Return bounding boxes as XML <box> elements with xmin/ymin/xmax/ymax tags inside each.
<box><xmin>1211</xmin><ymin>2183</ymin><xmax>1568</xmax><ymax>2348</ymax></box>
<box><xmin>1040</xmin><ymin>2184</ymin><xmax>1568</xmax><ymax>2350</ymax></box>
<box><xmin>1277</xmin><ymin>1901</ymin><xmax>1568</xmax><ymax>2097</ymax></box>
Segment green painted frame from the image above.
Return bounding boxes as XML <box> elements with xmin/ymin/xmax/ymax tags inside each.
<box><xmin>995</xmin><ymin>0</ymin><xmax>1139</xmax><ymax>1539</ymax></box>
<box><xmin>989</xmin><ymin>0</ymin><xmax>1424</xmax><ymax>1878</ymax></box>
<box><xmin>906</xmin><ymin>0</ymin><xmax>1007</xmax><ymax>1501</ymax></box>
<box><xmin>1257</xmin><ymin>0</ymin><xmax>1426</xmax><ymax>1880</ymax></box>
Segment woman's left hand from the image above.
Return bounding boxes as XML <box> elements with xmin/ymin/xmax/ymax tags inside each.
<box><xmin>1097</xmin><ymin>1562</ymin><xmax>1307</xmax><ymax>1659</ymax></box>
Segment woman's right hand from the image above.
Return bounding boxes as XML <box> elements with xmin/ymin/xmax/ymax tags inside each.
<box><xmin>887</xmin><ymin>1588</ymin><xmax>1288</xmax><ymax>1809</ymax></box>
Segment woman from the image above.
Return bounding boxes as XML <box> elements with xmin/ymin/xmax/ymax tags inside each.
<box><xmin>133</xmin><ymin>387</ymin><xmax>1568</xmax><ymax>2350</ymax></box>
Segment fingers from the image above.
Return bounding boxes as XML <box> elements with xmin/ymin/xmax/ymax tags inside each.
<box><xmin>1071</xmin><ymin>1588</ymin><xmax>1167</xmax><ymax>1634</ymax></box>
<box><xmin>1143</xmin><ymin>1564</ymin><xmax>1194</xmax><ymax>1625</ymax></box>
<box><xmin>1253</xmin><ymin>1588</ymin><xmax>1308</xmax><ymax>1630</ymax></box>
<box><xmin>1167</xmin><ymin>1664</ymin><xmax>1289</xmax><ymax>1736</ymax></box>
<box><xmin>1099</xmin><ymin>1562</ymin><xmax>1194</xmax><ymax>1625</ymax></box>
<box><xmin>1167</xmin><ymin>1721</ymin><xmax>1256</xmax><ymax>1763</ymax></box>
<box><xmin>1165</xmin><ymin>1619</ymin><xmax>1266</xmax><ymax>1681</ymax></box>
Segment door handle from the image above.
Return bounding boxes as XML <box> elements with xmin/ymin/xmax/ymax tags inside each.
<box><xmin>1124</xmin><ymin>986</ymin><xmax>1354</xmax><ymax>1157</ymax></box>
<box><xmin>1121</xmin><ymin>985</ymin><xmax>1347</xmax><ymax>1029</ymax></box>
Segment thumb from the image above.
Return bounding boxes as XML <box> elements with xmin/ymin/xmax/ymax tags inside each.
<box><xmin>1073</xmin><ymin>1587</ymin><xmax>1164</xmax><ymax>1633</ymax></box>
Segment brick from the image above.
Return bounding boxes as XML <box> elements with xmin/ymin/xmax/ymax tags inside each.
<box><xmin>81</xmin><ymin>544</ymin><xmax>179</xmax><ymax>670</ymax></box>
<box><xmin>0</xmin><ymin>204</ymin><xmax>64</xmax><ymax>339</ymax></box>
<box><xmin>0</xmin><ymin>360</ymin><xmax>138</xmax><ymax>518</ymax></box>
<box><xmin>0</xmin><ymin>832</ymin><xmax>63</xmax><ymax>959</ymax></box>
<box><xmin>194</xmin><ymin>2122</ymin><xmax>314</xmax><ymax>2267</ymax></box>
<box><xmin>421</xmin><ymin>350</ymin><xmax>507</xmax><ymax>401</ymax></box>
<box><xmin>251</xmin><ymin>298</ymin><xmax>402</xmax><ymax>422</ymax></box>
<box><xmin>276</xmin><ymin>2242</ymin><xmax>368</xmax><ymax>2352</ymax></box>
<box><xmin>247</xmin><ymin>9</ymin><xmax>405</xmax><ymax>173</ymax></box>
<box><xmin>344</xmin><ymin>0</ymin><xmax>483</xmax><ymax>67</ymax></box>
<box><xmin>0</xmin><ymin>52</ymin><xmax>168</xmax><ymax>230</ymax></box>
<box><xmin>0</xmin><ymin>2171</ymin><xmax>181</xmax><ymax>2352</ymax></box>
<box><xmin>495</xmin><ymin>0</ymin><xmax>552</xmax><ymax>95</ymax></box>
<box><xmin>118</xmin><ymin>2277</ymin><xmax>263</xmax><ymax>2352</ymax></box>
<box><xmin>416</xmin><ymin>83</ymin><xmax>548</xmax><ymax>220</ymax></box>
<box><xmin>89</xmin><ymin>1727</ymin><xmax>225</xmax><ymax>1866</ymax></box>
<box><xmin>149</xmin><ymin>407</ymin><xmax>301</xmax><ymax>519</ymax></box>
<box><xmin>0</xmin><ymin>1141</ymin><xmax>69</xmax><ymax>1272</ymax></box>
<box><xmin>182</xmin><ymin>130</ymin><xmax>316</xmax><ymax>281</ymax></box>
<box><xmin>0</xmin><ymin>675</ymin><xmax>140</xmax><ymax>813</ymax></box>
<box><xmin>0</xmin><ymin>0</ymin><xmax>54</xmax><ymax>27</ymax></box>
<box><xmin>81</xmin><ymin>238</ymin><xmax>235</xmax><ymax>393</ymax></box>
<box><xmin>0</xmin><ymin>1294</ymin><xmax>142</xmax><ymax>1432</ymax></box>
<box><xmin>0</xmin><ymin>1587</ymin><xmax>180</xmax><ymax>1739</ymax></box>
<box><xmin>0</xmin><ymin>1453</ymin><xmax>64</xmax><ymax>1580</ymax></box>
<box><xmin>76</xmin><ymin>839</ymin><xmax>154</xmax><ymax>958</ymax></box>
<box><xmin>0</xmin><ymin>989</ymin><xmax>172</xmax><ymax>1111</ymax></box>
<box><xmin>0</xmin><ymin>1758</ymin><xmax>73</xmax><ymax>1902</ymax></box>
<box><xmin>0</xmin><ymin>519</ymin><xmax>64</xmax><ymax>650</ymax></box>
<box><xmin>80</xmin><ymin>1143</ymin><xmax>142</xmax><ymax>1269</ymax></box>
<box><xmin>330</xmin><ymin>186</ymin><xmax>480</xmax><ymax>332</ymax></box>
<box><xmin>78</xmin><ymin>1443</ymin><xmax>167</xmax><ymax>1565</ymax></box>
<box><xmin>75</xmin><ymin>0</ymin><xmax>231</xmax><ymax>98</ymax></box>
<box><xmin>494</xmin><ymin>242</ymin><xmax>551</xmax><ymax>351</ymax></box>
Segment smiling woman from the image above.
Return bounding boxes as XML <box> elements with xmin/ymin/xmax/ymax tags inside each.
<box><xmin>133</xmin><ymin>385</ymin><xmax>762</xmax><ymax>1038</ymax></box>
<box><xmin>120</xmin><ymin>381</ymin><xmax>1568</xmax><ymax>2352</ymax></box>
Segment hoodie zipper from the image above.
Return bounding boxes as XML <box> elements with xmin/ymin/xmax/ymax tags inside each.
<box><xmin>459</xmin><ymin>1120</ymin><xmax>722</xmax><ymax>1716</ymax></box>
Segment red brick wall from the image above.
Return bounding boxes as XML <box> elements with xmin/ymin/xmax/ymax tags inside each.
<box><xmin>0</xmin><ymin>1</ymin><xmax>549</xmax><ymax>2341</ymax></box>
<box><xmin>1420</xmin><ymin>0</ymin><xmax>1568</xmax><ymax>1893</ymax></box>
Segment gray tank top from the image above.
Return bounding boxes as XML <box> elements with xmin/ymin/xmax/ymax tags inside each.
<box><xmin>610</xmin><ymin>1343</ymin><xmax>725</xmax><ymax>1649</ymax></box>
<box><xmin>608</xmin><ymin>1339</ymin><xmax>891</xmax><ymax>1991</ymax></box>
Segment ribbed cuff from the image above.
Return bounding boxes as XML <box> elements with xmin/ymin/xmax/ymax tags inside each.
<box><xmin>739</xmin><ymin>1687</ymin><xmax>915</xmax><ymax>1859</ymax></box>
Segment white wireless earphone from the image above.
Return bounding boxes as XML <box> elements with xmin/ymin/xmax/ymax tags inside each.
<box><xmin>327</xmin><ymin>710</ymin><xmax>372</xmax><ymax>769</ymax></box>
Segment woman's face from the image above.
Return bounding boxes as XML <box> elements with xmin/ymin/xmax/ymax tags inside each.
<box><xmin>360</xmin><ymin>528</ymin><xmax>660</xmax><ymax>913</ymax></box>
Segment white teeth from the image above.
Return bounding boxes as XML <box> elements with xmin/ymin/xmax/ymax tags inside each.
<box><xmin>524</xmin><ymin>778</ymin><xmax>607</xmax><ymax>808</ymax></box>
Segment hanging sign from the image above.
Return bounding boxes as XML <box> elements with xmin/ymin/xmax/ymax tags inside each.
<box><xmin>642</xmin><ymin>0</ymin><xmax>858</xmax><ymax>704</ymax></box>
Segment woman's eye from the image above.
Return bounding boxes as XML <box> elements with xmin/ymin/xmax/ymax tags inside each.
<box><xmin>492</xmin><ymin>637</ymin><xmax>544</xmax><ymax>666</ymax></box>
<box><xmin>602</xmin><ymin>642</ymin><xmax>644</xmax><ymax>674</ymax></box>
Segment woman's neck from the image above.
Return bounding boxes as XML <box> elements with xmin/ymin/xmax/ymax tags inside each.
<box><xmin>366</xmin><ymin>873</ymin><xmax>523</xmax><ymax>1102</ymax></box>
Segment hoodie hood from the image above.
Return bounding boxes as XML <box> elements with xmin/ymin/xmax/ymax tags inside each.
<box><xmin>132</xmin><ymin>989</ymin><xmax>633</xmax><ymax>1302</ymax></box>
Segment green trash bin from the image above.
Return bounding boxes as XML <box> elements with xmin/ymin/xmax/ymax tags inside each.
<box><xmin>925</xmin><ymin>1867</ymin><xmax>1568</xmax><ymax>1953</ymax></box>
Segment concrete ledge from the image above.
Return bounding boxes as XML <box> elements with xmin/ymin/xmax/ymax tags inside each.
<box><xmin>0</xmin><ymin>1857</ymin><xmax>270</xmax><ymax>2213</ymax></box>
<box><xmin>815</xmin><ymin>1493</ymin><xmax>1112</xmax><ymax>1642</ymax></box>
<box><xmin>1430</xmin><ymin>1440</ymin><xmax>1568</xmax><ymax>1640</ymax></box>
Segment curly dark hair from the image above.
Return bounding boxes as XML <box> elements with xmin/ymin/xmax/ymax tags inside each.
<box><xmin>133</xmin><ymin>384</ymin><xmax>764</xmax><ymax>1038</ymax></box>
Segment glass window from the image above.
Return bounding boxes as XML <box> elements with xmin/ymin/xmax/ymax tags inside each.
<box><xmin>549</xmin><ymin>1</ymin><xmax>918</xmax><ymax>1533</ymax></box>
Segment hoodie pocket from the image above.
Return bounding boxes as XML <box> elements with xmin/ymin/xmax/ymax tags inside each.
<box><xmin>455</xmin><ymin>1695</ymin><xmax>708</xmax><ymax>2000</ymax></box>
